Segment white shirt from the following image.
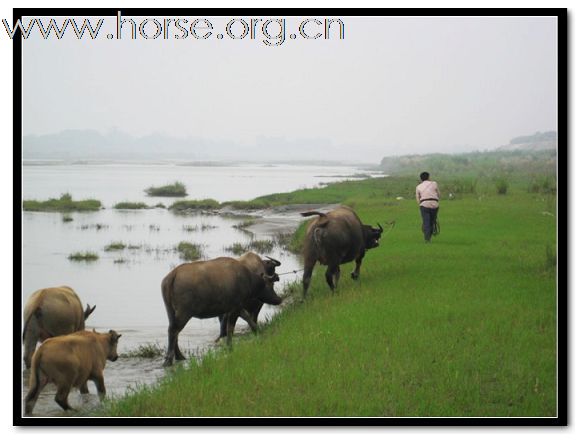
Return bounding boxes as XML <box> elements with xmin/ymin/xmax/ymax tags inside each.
<box><xmin>415</xmin><ymin>180</ymin><xmax>440</xmax><ymax>209</ymax></box>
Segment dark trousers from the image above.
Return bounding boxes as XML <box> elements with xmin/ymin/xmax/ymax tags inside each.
<box><xmin>420</xmin><ymin>206</ymin><xmax>439</xmax><ymax>241</ymax></box>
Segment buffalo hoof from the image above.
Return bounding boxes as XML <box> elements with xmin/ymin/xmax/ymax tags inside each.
<box><xmin>351</xmin><ymin>272</ymin><xmax>359</xmax><ymax>280</ymax></box>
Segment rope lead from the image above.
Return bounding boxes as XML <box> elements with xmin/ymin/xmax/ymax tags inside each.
<box><xmin>277</xmin><ymin>268</ymin><xmax>304</xmax><ymax>276</ymax></box>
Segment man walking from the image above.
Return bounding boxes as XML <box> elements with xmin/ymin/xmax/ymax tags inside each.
<box><xmin>415</xmin><ymin>171</ymin><xmax>440</xmax><ymax>243</ymax></box>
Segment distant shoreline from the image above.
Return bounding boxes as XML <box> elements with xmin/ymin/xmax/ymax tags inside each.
<box><xmin>21</xmin><ymin>158</ymin><xmax>379</xmax><ymax>169</ymax></box>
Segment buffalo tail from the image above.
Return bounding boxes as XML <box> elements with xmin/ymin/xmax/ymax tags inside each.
<box><xmin>161</xmin><ymin>269</ymin><xmax>178</xmax><ymax>325</ymax></box>
<box><xmin>300</xmin><ymin>211</ymin><xmax>327</xmax><ymax>218</ymax></box>
<box><xmin>24</xmin><ymin>349</ymin><xmax>42</xmax><ymax>414</ymax></box>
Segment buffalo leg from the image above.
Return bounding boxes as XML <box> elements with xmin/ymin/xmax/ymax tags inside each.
<box><xmin>24</xmin><ymin>374</ymin><xmax>48</xmax><ymax>415</ymax></box>
<box><xmin>173</xmin><ymin>315</ymin><xmax>188</xmax><ymax>361</ymax></box>
<box><xmin>164</xmin><ymin>324</ymin><xmax>177</xmax><ymax>366</ymax></box>
<box><xmin>302</xmin><ymin>257</ymin><xmax>316</xmax><ymax>297</ymax></box>
<box><xmin>217</xmin><ymin>314</ymin><xmax>240</xmax><ymax>342</ymax></box>
<box><xmin>164</xmin><ymin>317</ymin><xmax>188</xmax><ymax>366</ymax></box>
<box><xmin>325</xmin><ymin>264</ymin><xmax>340</xmax><ymax>292</ymax></box>
<box><xmin>54</xmin><ymin>384</ymin><xmax>74</xmax><ymax>411</ymax></box>
<box><xmin>93</xmin><ymin>374</ymin><xmax>107</xmax><ymax>400</ymax></box>
<box><xmin>25</xmin><ymin>390</ymin><xmax>40</xmax><ymax>415</ymax></box>
<box><xmin>79</xmin><ymin>382</ymin><xmax>89</xmax><ymax>394</ymax></box>
<box><xmin>333</xmin><ymin>266</ymin><xmax>341</xmax><ymax>290</ymax></box>
<box><xmin>175</xmin><ymin>341</ymin><xmax>187</xmax><ymax>361</ymax></box>
<box><xmin>351</xmin><ymin>256</ymin><xmax>363</xmax><ymax>280</ymax></box>
<box><xmin>226</xmin><ymin>314</ymin><xmax>236</xmax><ymax>348</ymax></box>
<box><xmin>239</xmin><ymin>309</ymin><xmax>258</xmax><ymax>332</ymax></box>
<box><xmin>217</xmin><ymin>314</ymin><xmax>227</xmax><ymax>342</ymax></box>
<box><xmin>251</xmin><ymin>304</ymin><xmax>262</xmax><ymax>325</ymax></box>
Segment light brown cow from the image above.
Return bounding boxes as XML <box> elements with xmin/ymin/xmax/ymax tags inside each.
<box><xmin>23</xmin><ymin>286</ymin><xmax>96</xmax><ymax>369</ymax></box>
<box><xmin>24</xmin><ymin>329</ymin><xmax>121</xmax><ymax>415</ymax></box>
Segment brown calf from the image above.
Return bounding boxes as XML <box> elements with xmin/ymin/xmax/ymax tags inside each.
<box><xmin>24</xmin><ymin>330</ymin><xmax>121</xmax><ymax>415</ymax></box>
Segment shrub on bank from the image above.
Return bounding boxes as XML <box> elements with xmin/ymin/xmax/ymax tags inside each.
<box><xmin>114</xmin><ymin>202</ymin><xmax>150</xmax><ymax>209</ymax></box>
<box><xmin>67</xmin><ymin>251</ymin><xmax>99</xmax><ymax>262</ymax></box>
<box><xmin>23</xmin><ymin>193</ymin><xmax>102</xmax><ymax>212</ymax></box>
<box><xmin>145</xmin><ymin>182</ymin><xmax>187</xmax><ymax>197</ymax></box>
<box><xmin>176</xmin><ymin>241</ymin><xmax>203</xmax><ymax>261</ymax></box>
<box><xmin>222</xmin><ymin>200</ymin><xmax>271</xmax><ymax>210</ymax></box>
<box><xmin>495</xmin><ymin>177</ymin><xmax>509</xmax><ymax>195</ymax></box>
<box><xmin>169</xmin><ymin>199</ymin><xmax>220</xmax><ymax>212</ymax></box>
<box><xmin>104</xmin><ymin>242</ymin><xmax>127</xmax><ymax>252</ymax></box>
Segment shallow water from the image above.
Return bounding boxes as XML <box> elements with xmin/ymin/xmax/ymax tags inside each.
<box><xmin>22</xmin><ymin>161</ymin><xmax>379</xmax><ymax>207</ymax></box>
<box><xmin>20</xmin><ymin>162</ymin><xmax>376</xmax><ymax>417</ymax></box>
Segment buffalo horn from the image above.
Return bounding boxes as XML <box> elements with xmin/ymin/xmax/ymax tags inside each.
<box><xmin>377</xmin><ymin>223</ymin><xmax>383</xmax><ymax>233</ymax></box>
<box><xmin>265</xmin><ymin>256</ymin><xmax>281</xmax><ymax>266</ymax></box>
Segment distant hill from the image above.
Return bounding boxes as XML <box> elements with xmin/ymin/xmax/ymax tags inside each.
<box><xmin>21</xmin><ymin>129</ymin><xmax>358</xmax><ymax>163</ymax></box>
<box><xmin>496</xmin><ymin>131</ymin><xmax>557</xmax><ymax>152</ymax></box>
<box><xmin>22</xmin><ymin>129</ymin><xmax>230</xmax><ymax>161</ymax></box>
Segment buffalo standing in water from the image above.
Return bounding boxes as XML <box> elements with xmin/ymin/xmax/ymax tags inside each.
<box><xmin>216</xmin><ymin>253</ymin><xmax>281</xmax><ymax>341</ymax></box>
<box><xmin>23</xmin><ymin>286</ymin><xmax>96</xmax><ymax>369</ymax></box>
<box><xmin>24</xmin><ymin>329</ymin><xmax>121</xmax><ymax>415</ymax></box>
<box><xmin>301</xmin><ymin>206</ymin><xmax>383</xmax><ymax>296</ymax></box>
<box><xmin>161</xmin><ymin>257</ymin><xmax>282</xmax><ymax>366</ymax></box>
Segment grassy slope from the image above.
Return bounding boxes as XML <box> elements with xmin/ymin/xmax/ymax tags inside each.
<box><xmin>101</xmin><ymin>177</ymin><xmax>557</xmax><ymax>417</ymax></box>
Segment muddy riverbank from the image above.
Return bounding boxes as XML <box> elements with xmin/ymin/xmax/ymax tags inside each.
<box><xmin>219</xmin><ymin>203</ymin><xmax>340</xmax><ymax>236</ymax></box>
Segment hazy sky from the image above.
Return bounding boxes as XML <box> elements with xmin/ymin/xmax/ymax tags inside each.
<box><xmin>22</xmin><ymin>15</ymin><xmax>558</xmax><ymax>160</ymax></box>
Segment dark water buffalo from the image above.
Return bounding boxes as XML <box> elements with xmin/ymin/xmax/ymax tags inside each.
<box><xmin>23</xmin><ymin>286</ymin><xmax>96</xmax><ymax>369</ymax></box>
<box><xmin>301</xmin><ymin>206</ymin><xmax>383</xmax><ymax>295</ymax></box>
<box><xmin>161</xmin><ymin>257</ymin><xmax>282</xmax><ymax>366</ymax></box>
<box><xmin>216</xmin><ymin>253</ymin><xmax>281</xmax><ymax>341</ymax></box>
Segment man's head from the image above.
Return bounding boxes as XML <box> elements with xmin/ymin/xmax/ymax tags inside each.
<box><xmin>420</xmin><ymin>172</ymin><xmax>430</xmax><ymax>182</ymax></box>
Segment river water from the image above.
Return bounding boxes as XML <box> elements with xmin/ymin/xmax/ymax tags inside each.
<box><xmin>20</xmin><ymin>161</ymin><xmax>380</xmax><ymax>416</ymax></box>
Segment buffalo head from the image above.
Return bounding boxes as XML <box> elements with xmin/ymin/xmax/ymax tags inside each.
<box><xmin>107</xmin><ymin>330</ymin><xmax>122</xmax><ymax>362</ymax></box>
<box><xmin>362</xmin><ymin>223</ymin><xmax>383</xmax><ymax>249</ymax></box>
<box><xmin>256</xmin><ymin>273</ymin><xmax>282</xmax><ymax>306</ymax></box>
<box><xmin>262</xmin><ymin>256</ymin><xmax>282</xmax><ymax>276</ymax></box>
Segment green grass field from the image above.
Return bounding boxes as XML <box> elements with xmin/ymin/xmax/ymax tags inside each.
<box><xmin>99</xmin><ymin>175</ymin><xmax>557</xmax><ymax>417</ymax></box>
